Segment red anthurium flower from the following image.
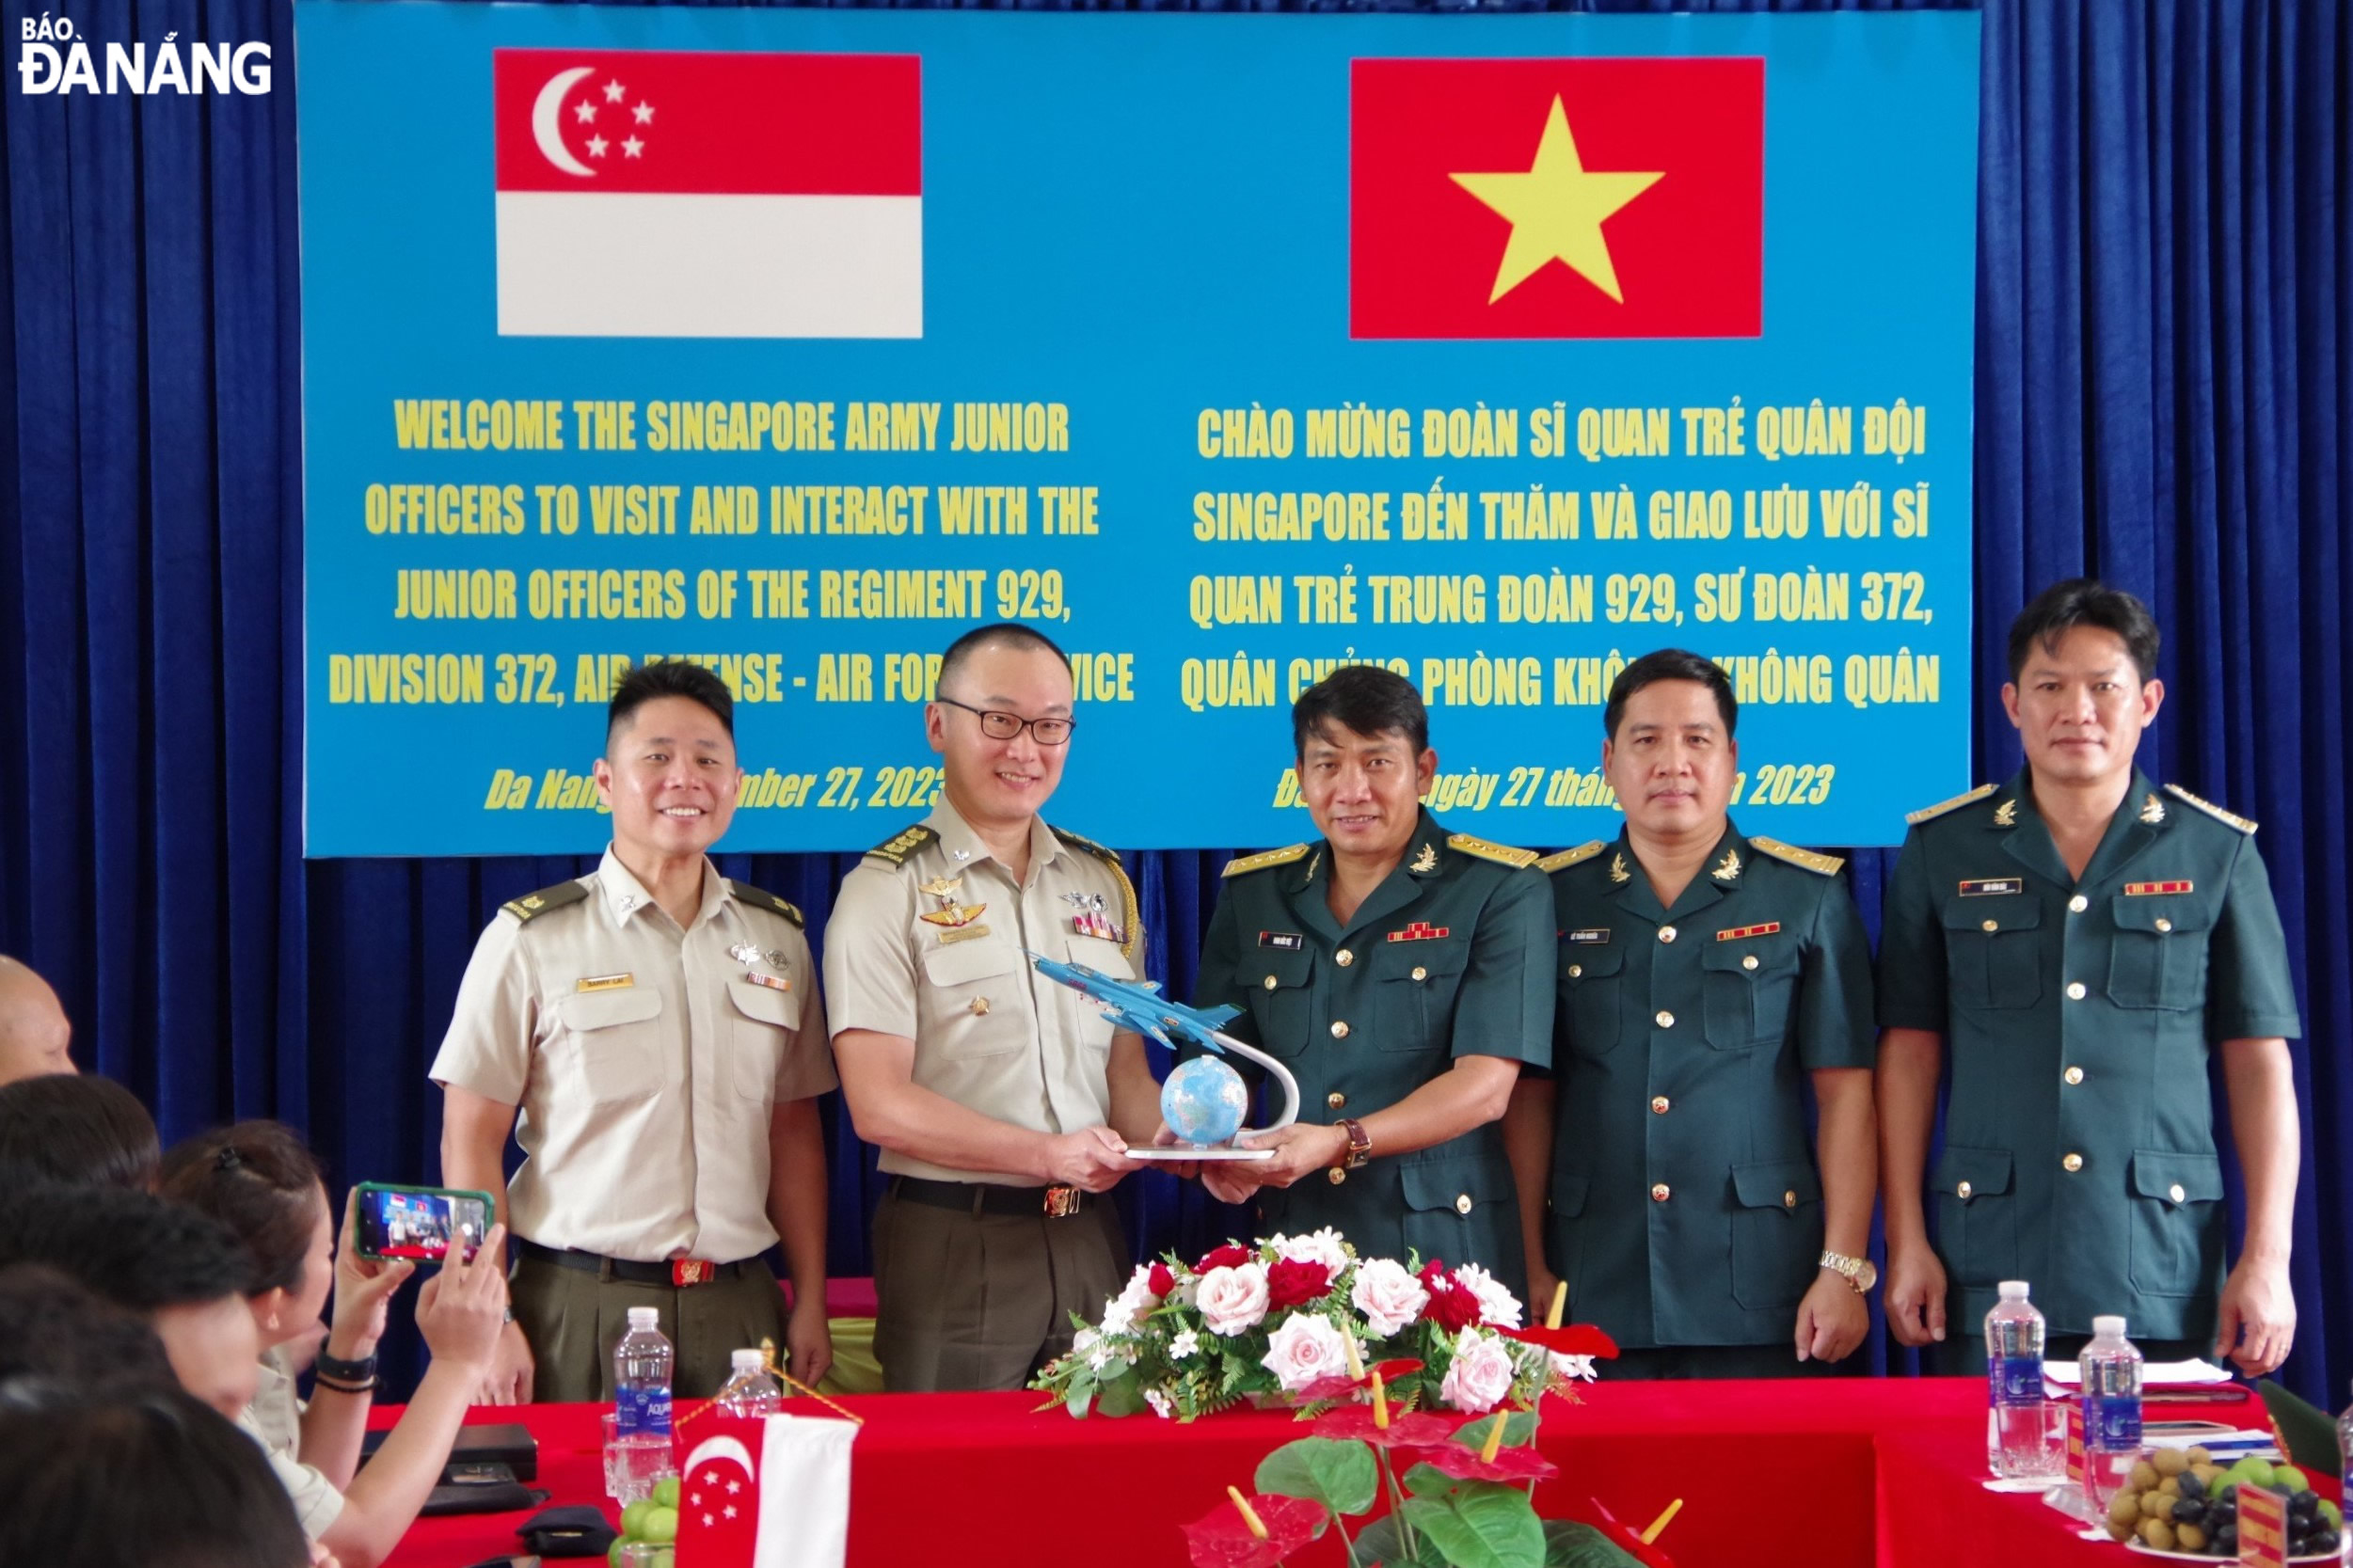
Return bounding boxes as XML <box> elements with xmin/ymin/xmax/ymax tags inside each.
<box><xmin>1264</xmin><ymin>1258</ymin><xmax>1332</xmax><ymax>1310</ymax></box>
<box><xmin>1292</xmin><ymin>1357</ymin><xmax>1425</xmax><ymax>1404</ymax></box>
<box><xmin>1502</xmin><ymin>1323</ymin><xmax>1620</xmax><ymax>1359</ymax></box>
<box><xmin>1312</xmin><ymin>1404</ymin><xmax>1456</xmax><ymax>1450</ymax></box>
<box><xmin>1198</xmin><ymin>1243</ymin><xmax>1254</xmax><ymax>1273</ymax></box>
<box><xmin>1403</xmin><ymin>1442</ymin><xmax>1560</xmax><ymax>1485</ymax></box>
<box><xmin>1148</xmin><ymin>1262</ymin><xmax>1177</xmax><ymax>1297</ymax></box>
<box><xmin>1181</xmin><ymin>1492</ymin><xmax>1324</xmax><ymax>1568</ymax></box>
<box><xmin>1573</xmin><ymin>1497</ymin><xmax>1678</xmax><ymax>1568</ymax></box>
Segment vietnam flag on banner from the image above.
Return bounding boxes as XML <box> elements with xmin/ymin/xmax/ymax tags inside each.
<box><xmin>492</xmin><ymin>50</ymin><xmax>922</xmax><ymax>339</ymax></box>
<box><xmin>1351</xmin><ymin>57</ymin><xmax>1763</xmax><ymax>340</ymax></box>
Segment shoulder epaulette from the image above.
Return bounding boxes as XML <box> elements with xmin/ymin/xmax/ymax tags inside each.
<box><xmin>2164</xmin><ymin>784</ymin><xmax>2257</xmax><ymax>834</ymax></box>
<box><xmin>1447</xmin><ymin>832</ymin><xmax>1538</xmax><ymax>870</ymax></box>
<box><xmin>863</xmin><ymin>823</ymin><xmax>936</xmax><ymax>865</ymax></box>
<box><xmin>501</xmin><ymin>879</ymin><xmax>591</xmax><ymax>923</ymax></box>
<box><xmin>1534</xmin><ymin>842</ymin><xmax>1608</xmax><ymax>875</ymax></box>
<box><xmin>1222</xmin><ymin>844</ymin><xmax>1311</xmax><ymax>879</ymax></box>
<box><xmin>1748</xmin><ymin>836</ymin><xmax>1845</xmax><ymax>877</ymax></box>
<box><xmin>1904</xmin><ymin>784</ymin><xmax>1995</xmax><ymax>826</ymax></box>
<box><xmin>1052</xmin><ymin>825</ymin><xmax>1140</xmax><ymax>959</ymax></box>
<box><xmin>726</xmin><ymin>879</ymin><xmax>804</xmax><ymax>927</ymax></box>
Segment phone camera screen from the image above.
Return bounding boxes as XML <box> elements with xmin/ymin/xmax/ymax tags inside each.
<box><xmin>359</xmin><ymin>1189</ymin><xmax>489</xmax><ymax>1261</ymax></box>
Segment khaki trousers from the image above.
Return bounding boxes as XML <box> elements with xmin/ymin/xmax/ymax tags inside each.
<box><xmin>509</xmin><ymin>1251</ymin><xmax>785</xmax><ymax>1402</ymax></box>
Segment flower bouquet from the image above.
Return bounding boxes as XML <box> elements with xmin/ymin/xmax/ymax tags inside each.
<box><xmin>1031</xmin><ymin>1228</ymin><xmax>1607</xmax><ymax>1422</ymax></box>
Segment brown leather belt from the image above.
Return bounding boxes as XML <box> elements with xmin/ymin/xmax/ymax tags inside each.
<box><xmin>889</xmin><ymin>1176</ymin><xmax>1090</xmax><ymax>1218</ymax></box>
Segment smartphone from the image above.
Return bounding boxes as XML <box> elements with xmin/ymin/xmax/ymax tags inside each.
<box><xmin>354</xmin><ymin>1182</ymin><xmax>495</xmax><ymax>1262</ymax></box>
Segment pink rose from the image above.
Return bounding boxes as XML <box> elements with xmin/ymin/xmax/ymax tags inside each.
<box><xmin>1349</xmin><ymin>1258</ymin><xmax>1430</xmax><ymax>1338</ymax></box>
<box><xmin>1453</xmin><ymin>1263</ymin><xmax>1523</xmax><ymax>1330</ymax></box>
<box><xmin>1195</xmin><ymin>1261</ymin><xmax>1271</xmax><ymax>1337</ymax></box>
<box><xmin>1438</xmin><ymin>1327</ymin><xmax>1516</xmax><ymax>1415</ymax></box>
<box><xmin>1259</xmin><ymin>1313</ymin><xmax>1350</xmax><ymax>1393</ymax></box>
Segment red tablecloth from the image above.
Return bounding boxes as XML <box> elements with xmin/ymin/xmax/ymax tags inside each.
<box><xmin>373</xmin><ymin>1379</ymin><xmax>2252</xmax><ymax>1568</ymax></box>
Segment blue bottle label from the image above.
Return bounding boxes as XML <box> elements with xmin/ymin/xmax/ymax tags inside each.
<box><xmin>2085</xmin><ymin>1392</ymin><xmax>2141</xmax><ymax>1449</ymax></box>
<box><xmin>614</xmin><ymin>1386</ymin><xmax>673</xmax><ymax>1436</ymax></box>
<box><xmin>1990</xmin><ymin>1354</ymin><xmax>2043</xmax><ymax>1406</ymax></box>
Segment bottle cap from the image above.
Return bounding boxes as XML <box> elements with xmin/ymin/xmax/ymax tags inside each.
<box><xmin>2092</xmin><ymin>1314</ymin><xmax>2126</xmax><ymax>1338</ymax></box>
<box><xmin>628</xmin><ymin>1307</ymin><xmax>660</xmax><ymax>1330</ymax></box>
<box><xmin>732</xmin><ymin>1348</ymin><xmax>765</xmax><ymax>1371</ymax></box>
<box><xmin>1997</xmin><ymin>1280</ymin><xmax>2029</xmax><ymax>1299</ymax></box>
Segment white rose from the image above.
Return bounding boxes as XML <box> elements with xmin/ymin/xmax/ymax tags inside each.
<box><xmin>1271</xmin><ymin>1227</ymin><xmax>1351</xmax><ymax>1276</ymax></box>
<box><xmin>1350</xmin><ymin>1257</ymin><xmax>1430</xmax><ymax>1338</ymax></box>
<box><xmin>1439</xmin><ymin>1327</ymin><xmax>1516</xmax><ymax>1415</ymax></box>
<box><xmin>1195</xmin><ymin>1262</ymin><xmax>1271</xmax><ymax>1337</ymax></box>
<box><xmin>1453</xmin><ymin>1262</ymin><xmax>1523</xmax><ymax>1329</ymax></box>
<box><xmin>1260</xmin><ymin>1313</ymin><xmax>1351</xmax><ymax>1394</ymax></box>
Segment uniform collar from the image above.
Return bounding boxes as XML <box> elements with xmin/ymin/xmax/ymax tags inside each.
<box><xmin>596</xmin><ymin>845</ymin><xmax>726</xmax><ymax>927</ymax></box>
<box><xmin>1994</xmin><ymin>767</ymin><xmax>2166</xmax><ymax>888</ymax></box>
<box><xmin>923</xmin><ymin>796</ymin><xmax>1061</xmax><ymax>881</ymax></box>
<box><xmin>1296</xmin><ymin>808</ymin><xmax>1444</xmax><ymax>941</ymax></box>
<box><xmin>1606</xmin><ymin>821</ymin><xmax>1744</xmax><ymax>924</ymax></box>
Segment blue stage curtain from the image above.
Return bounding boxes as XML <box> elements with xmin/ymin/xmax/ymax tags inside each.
<box><xmin>3</xmin><ymin>0</ymin><xmax>2345</xmax><ymax>1410</ymax></box>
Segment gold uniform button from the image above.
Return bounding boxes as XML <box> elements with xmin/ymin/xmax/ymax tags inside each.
<box><xmin>1655</xmin><ymin>1010</ymin><xmax>1676</xmax><ymax>1029</ymax></box>
<box><xmin>1567</xmin><ymin>963</ymin><xmax>1583</xmax><ymax>979</ymax></box>
<box><xmin>1981</xmin><ymin>919</ymin><xmax>1998</xmax><ymax>933</ymax></box>
<box><xmin>2064</xmin><ymin>1066</ymin><xmax>2085</xmax><ymax>1085</ymax></box>
<box><xmin>1454</xmin><ymin>1194</ymin><xmax>1473</xmax><ymax>1215</ymax></box>
<box><xmin>1330</xmin><ymin>1021</ymin><xmax>1350</xmax><ymax>1039</ymax></box>
<box><xmin>1650</xmin><ymin>1096</ymin><xmax>1670</xmax><ymax>1115</ymax></box>
<box><xmin>2062</xmin><ymin>1152</ymin><xmax>2084</xmax><ymax>1173</ymax></box>
<box><xmin>1327</xmin><ymin>1167</ymin><xmax>1347</xmax><ymax>1185</ymax></box>
<box><xmin>1659</xmin><ymin>926</ymin><xmax>1677</xmax><ymax>943</ymax></box>
<box><xmin>2066</xmin><ymin>982</ymin><xmax>2087</xmax><ymax>1001</ymax></box>
<box><xmin>1410</xmin><ymin>966</ymin><xmax>1427</xmax><ymax>982</ymax></box>
<box><xmin>1336</xmin><ymin>949</ymin><xmax>1354</xmax><ymax>968</ymax></box>
<box><xmin>1649</xmin><ymin>1182</ymin><xmax>1671</xmax><ymax>1203</ymax></box>
<box><xmin>1741</xmin><ymin>955</ymin><xmax>1758</xmax><ymax>971</ymax></box>
<box><xmin>1957</xmin><ymin>1180</ymin><xmax>1974</xmax><ymax>1200</ymax></box>
<box><xmin>2168</xmin><ymin>1182</ymin><xmax>2186</xmax><ymax>1204</ymax></box>
<box><xmin>1783</xmin><ymin>1190</ymin><xmax>1797</xmax><ymax>1210</ymax></box>
<box><xmin>1264</xmin><ymin>975</ymin><xmax>1279</xmax><ymax>991</ymax></box>
<box><xmin>2069</xmin><ymin>895</ymin><xmax>2090</xmax><ymax>913</ymax></box>
<box><xmin>2155</xmin><ymin>917</ymin><xmax>2173</xmax><ymax>933</ymax></box>
<box><xmin>1326</xmin><ymin>1091</ymin><xmax>1346</xmax><ymax>1110</ymax></box>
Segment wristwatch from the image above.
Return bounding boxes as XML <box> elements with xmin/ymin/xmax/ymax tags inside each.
<box><xmin>1325</xmin><ymin>1118</ymin><xmax>1372</xmax><ymax>1183</ymax></box>
<box><xmin>1819</xmin><ymin>1250</ymin><xmax>1879</xmax><ymax>1294</ymax></box>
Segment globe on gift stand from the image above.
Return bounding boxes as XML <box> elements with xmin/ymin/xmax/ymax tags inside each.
<box><xmin>1160</xmin><ymin>1056</ymin><xmax>1250</xmax><ymax>1147</ymax></box>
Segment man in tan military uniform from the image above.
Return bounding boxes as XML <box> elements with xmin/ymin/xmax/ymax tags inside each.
<box><xmin>435</xmin><ymin>661</ymin><xmax>837</xmax><ymax>1402</ymax></box>
<box><xmin>827</xmin><ymin>624</ymin><xmax>1161</xmax><ymax>1392</ymax></box>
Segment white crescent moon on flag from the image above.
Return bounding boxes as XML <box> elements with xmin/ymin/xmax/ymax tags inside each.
<box><xmin>682</xmin><ymin>1434</ymin><xmax>756</xmax><ymax>1480</ymax></box>
<box><xmin>531</xmin><ymin>67</ymin><xmax>596</xmax><ymax>178</ymax></box>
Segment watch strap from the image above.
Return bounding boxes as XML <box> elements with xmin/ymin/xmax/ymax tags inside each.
<box><xmin>1337</xmin><ymin>1118</ymin><xmax>1371</xmax><ymax>1169</ymax></box>
<box><xmin>314</xmin><ymin>1349</ymin><xmax>378</xmax><ymax>1385</ymax></box>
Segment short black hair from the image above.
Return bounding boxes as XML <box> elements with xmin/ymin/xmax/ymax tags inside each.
<box><xmin>0</xmin><ymin>1264</ymin><xmax>177</xmax><ymax>1398</ymax></box>
<box><xmin>0</xmin><ymin>1074</ymin><xmax>159</xmax><ymax>1193</ymax></box>
<box><xmin>607</xmin><ymin>658</ymin><xmax>734</xmax><ymax>747</ymax></box>
<box><xmin>1603</xmin><ymin>649</ymin><xmax>1738</xmax><ymax>739</ymax></box>
<box><xmin>2006</xmin><ymin>578</ymin><xmax>2162</xmax><ymax>684</ymax></box>
<box><xmin>159</xmin><ymin>1123</ymin><xmax>326</xmax><ymax>1299</ymax></box>
<box><xmin>0</xmin><ymin>1185</ymin><xmax>255</xmax><ymax>1312</ymax></box>
<box><xmin>1291</xmin><ymin>665</ymin><xmax>1428</xmax><ymax>758</ymax></box>
<box><xmin>936</xmin><ymin>623</ymin><xmax>1070</xmax><ymax>696</ymax></box>
<box><xmin>0</xmin><ymin>1385</ymin><xmax>310</xmax><ymax>1568</ymax></box>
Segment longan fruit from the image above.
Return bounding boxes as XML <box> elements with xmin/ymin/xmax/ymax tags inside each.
<box><xmin>2132</xmin><ymin>1461</ymin><xmax>2162</xmax><ymax>1490</ymax></box>
<box><xmin>2153</xmin><ymin>1448</ymin><xmax>2190</xmax><ymax>1478</ymax></box>
<box><xmin>2139</xmin><ymin>1518</ymin><xmax>2176</xmax><ymax>1551</ymax></box>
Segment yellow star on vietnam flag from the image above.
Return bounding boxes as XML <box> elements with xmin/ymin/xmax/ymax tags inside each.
<box><xmin>1450</xmin><ymin>95</ymin><xmax>1664</xmax><ymax>305</ymax></box>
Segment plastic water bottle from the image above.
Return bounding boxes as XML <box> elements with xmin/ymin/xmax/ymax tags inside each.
<box><xmin>1984</xmin><ymin>1281</ymin><xmax>2051</xmax><ymax>1477</ymax></box>
<box><xmin>2079</xmin><ymin>1315</ymin><xmax>2144</xmax><ymax>1512</ymax></box>
<box><xmin>714</xmin><ymin>1348</ymin><xmax>785</xmax><ymax>1418</ymax></box>
<box><xmin>612</xmin><ymin>1306</ymin><xmax>675</xmax><ymax>1438</ymax></box>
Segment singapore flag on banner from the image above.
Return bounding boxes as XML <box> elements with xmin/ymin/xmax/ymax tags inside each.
<box><xmin>492</xmin><ymin>49</ymin><xmax>922</xmax><ymax>338</ymax></box>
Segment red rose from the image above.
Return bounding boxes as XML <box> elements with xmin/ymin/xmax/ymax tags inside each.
<box><xmin>1147</xmin><ymin>1262</ymin><xmax>1177</xmax><ymax>1298</ymax></box>
<box><xmin>1198</xmin><ymin>1243</ymin><xmax>1253</xmax><ymax>1273</ymax></box>
<box><xmin>1264</xmin><ymin>1258</ymin><xmax>1332</xmax><ymax>1310</ymax></box>
<box><xmin>1417</xmin><ymin>1261</ymin><xmax>1481</xmax><ymax>1332</ymax></box>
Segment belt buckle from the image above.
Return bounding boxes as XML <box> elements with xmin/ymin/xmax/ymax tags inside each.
<box><xmin>1042</xmin><ymin>1185</ymin><xmax>1082</xmax><ymax>1219</ymax></box>
<box><xmin>672</xmin><ymin>1259</ymin><xmax>713</xmax><ymax>1287</ymax></box>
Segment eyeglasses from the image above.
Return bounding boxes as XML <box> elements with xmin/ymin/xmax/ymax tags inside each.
<box><xmin>934</xmin><ymin>694</ymin><xmax>1076</xmax><ymax>747</ymax></box>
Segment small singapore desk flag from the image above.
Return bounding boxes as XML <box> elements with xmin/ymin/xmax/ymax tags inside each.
<box><xmin>1350</xmin><ymin>55</ymin><xmax>1763</xmax><ymax>340</ymax></box>
<box><xmin>675</xmin><ymin>1414</ymin><xmax>857</xmax><ymax>1567</ymax></box>
<box><xmin>492</xmin><ymin>49</ymin><xmax>922</xmax><ymax>339</ymax></box>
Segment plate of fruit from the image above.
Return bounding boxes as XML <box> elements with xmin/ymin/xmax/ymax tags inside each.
<box><xmin>2101</xmin><ymin>1446</ymin><xmax>2342</xmax><ymax>1560</ymax></box>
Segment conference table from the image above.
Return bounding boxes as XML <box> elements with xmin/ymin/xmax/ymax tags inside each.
<box><xmin>372</xmin><ymin>1376</ymin><xmax>2273</xmax><ymax>1567</ymax></box>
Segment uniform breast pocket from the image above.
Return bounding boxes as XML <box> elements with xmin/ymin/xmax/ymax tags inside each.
<box><xmin>1940</xmin><ymin>896</ymin><xmax>2043</xmax><ymax>1010</ymax></box>
<box><xmin>1059</xmin><ymin>931</ymin><xmax>1132</xmax><ymax>1052</ymax></box>
<box><xmin>1699</xmin><ymin>937</ymin><xmax>1800</xmax><ymax>1049</ymax></box>
<box><xmin>550</xmin><ymin>987</ymin><xmax>665</xmax><ymax>1105</ymax></box>
<box><xmin>919</xmin><ymin>942</ymin><xmax>1025</xmax><ymax>1057</ymax></box>
<box><xmin>1245</xmin><ymin>947</ymin><xmax>1315</xmax><ymax>1058</ymax></box>
<box><xmin>725</xmin><ymin>977</ymin><xmax>801</xmax><ymax>1101</ymax></box>
<box><xmin>1373</xmin><ymin>940</ymin><xmax>1469</xmax><ymax>1052</ymax></box>
<box><xmin>1560</xmin><ymin>944</ymin><xmax>1625</xmax><ymax>1059</ymax></box>
<box><xmin>2107</xmin><ymin>900</ymin><xmax>2214</xmax><ymax>1011</ymax></box>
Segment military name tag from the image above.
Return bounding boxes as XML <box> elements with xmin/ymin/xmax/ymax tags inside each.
<box><xmin>743</xmin><ymin>971</ymin><xmax>791</xmax><ymax>992</ymax></box>
<box><xmin>1387</xmin><ymin>922</ymin><xmax>1451</xmax><ymax>942</ymax></box>
<box><xmin>576</xmin><ymin>973</ymin><xmax>634</xmax><ymax>992</ymax></box>
<box><xmin>938</xmin><ymin>924</ymin><xmax>993</xmax><ymax>944</ymax></box>
<box><xmin>1957</xmin><ymin>878</ymin><xmax>2024</xmax><ymax>897</ymax></box>
<box><xmin>1716</xmin><ymin>922</ymin><xmax>1782</xmax><ymax>941</ymax></box>
<box><xmin>1258</xmin><ymin>931</ymin><xmax>1303</xmax><ymax>949</ymax></box>
<box><xmin>2123</xmin><ymin>879</ymin><xmax>2194</xmax><ymax>895</ymax></box>
<box><xmin>1565</xmin><ymin>927</ymin><xmax>1612</xmax><ymax>945</ymax></box>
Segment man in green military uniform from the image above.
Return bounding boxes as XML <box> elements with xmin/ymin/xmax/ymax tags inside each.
<box><xmin>1504</xmin><ymin>651</ymin><xmax>1879</xmax><ymax>1377</ymax></box>
<box><xmin>1878</xmin><ymin>580</ymin><xmax>2302</xmax><ymax>1374</ymax></box>
<box><xmin>1186</xmin><ymin>667</ymin><xmax>1553</xmax><ymax>1284</ymax></box>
